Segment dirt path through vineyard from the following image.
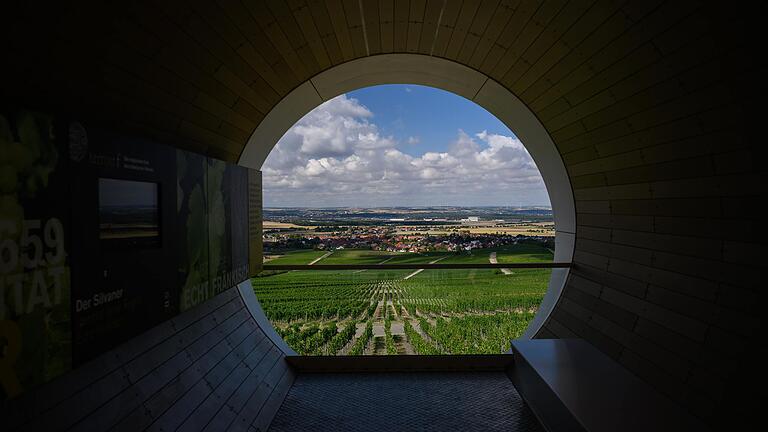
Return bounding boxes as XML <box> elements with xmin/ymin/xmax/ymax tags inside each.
<box><xmin>338</xmin><ymin>322</ymin><xmax>367</xmax><ymax>355</ymax></box>
<box><xmin>308</xmin><ymin>251</ymin><xmax>333</xmax><ymax>265</ymax></box>
<box><xmin>489</xmin><ymin>252</ymin><xmax>513</xmax><ymax>275</ymax></box>
<box><xmin>335</xmin><ymin>278</ymin><xmax>422</xmax><ymax>355</ymax></box>
<box><xmin>353</xmin><ymin>255</ymin><xmax>396</xmax><ymax>273</ymax></box>
<box><xmin>411</xmin><ymin>319</ymin><xmax>446</xmax><ymax>353</ymax></box>
<box><xmin>390</xmin><ymin>323</ymin><xmax>415</xmax><ymax>354</ymax></box>
<box><xmin>403</xmin><ymin>255</ymin><xmax>449</xmax><ymax>280</ymax></box>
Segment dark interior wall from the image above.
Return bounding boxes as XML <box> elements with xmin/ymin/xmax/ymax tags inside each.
<box><xmin>0</xmin><ymin>107</ymin><xmax>251</xmax><ymax>401</ymax></box>
<box><xmin>0</xmin><ymin>1</ymin><xmax>764</xmax><ymax>427</ymax></box>
<box><xmin>1</xmin><ymin>285</ymin><xmax>294</xmax><ymax>432</ymax></box>
<box><xmin>0</xmin><ymin>110</ymin><xmax>72</xmax><ymax>399</ymax></box>
<box><xmin>525</xmin><ymin>5</ymin><xmax>765</xmax><ymax>424</ymax></box>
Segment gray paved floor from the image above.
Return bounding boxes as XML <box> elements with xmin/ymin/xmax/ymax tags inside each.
<box><xmin>269</xmin><ymin>372</ymin><xmax>543</xmax><ymax>431</ymax></box>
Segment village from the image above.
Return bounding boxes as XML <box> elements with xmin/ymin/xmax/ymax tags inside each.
<box><xmin>263</xmin><ymin>224</ymin><xmax>554</xmax><ymax>254</ymax></box>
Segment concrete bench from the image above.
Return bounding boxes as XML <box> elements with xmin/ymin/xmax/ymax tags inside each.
<box><xmin>507</xmin><ymin>339</ymin><xmax>707</xmax><ymax>432</ymax></box>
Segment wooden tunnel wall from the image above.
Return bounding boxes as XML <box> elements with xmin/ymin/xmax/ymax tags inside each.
<box><xmin>1</xmin><ymin>0</ymin><xmax>764</xmax><ymax>427</ymax></box>
<box><xmin>3</xmin><ymin>285</ymin><xmax>293</xmax><ymax>432</ymax></box>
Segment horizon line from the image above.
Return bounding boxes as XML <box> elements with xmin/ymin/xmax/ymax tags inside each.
<box><xmin>262</xmin><ymin>205</ymin><xmax>553</xmax><ymax>209</ymax></box>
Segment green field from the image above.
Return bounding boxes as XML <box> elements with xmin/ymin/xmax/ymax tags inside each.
<box><xmin>264</xmin><ymin>249</ymin><xmax>329</xmax><ymax>265</ymax></box>
<box><xmin>316</xmin><ymin>249</ymin><xmax>396</xmax><ymax>265</ymax></box>
<box><xmin>253</xmin><ymin>245</ymin><xmax>552</xmax><ymax>356</ymax></box>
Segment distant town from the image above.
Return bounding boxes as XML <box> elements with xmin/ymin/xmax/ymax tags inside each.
<box><xmin>263</xmin><ymin>206</ymin><xmax>555</xmax><ymax>255</ymax></box>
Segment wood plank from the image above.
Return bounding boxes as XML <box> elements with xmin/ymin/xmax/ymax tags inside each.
<box><xmin>457</xmin><ymin>0</ymin><xmax>498</xmax><ymax>63</ymax></box>
<box><xmin>514</xmin><ymin>0</ymin><xmax>622</xmax><ymax>95</ymax></box>
<box><xmin>221</xmin><ymin>348</ymin><xmax>283</xmax><ymax>417</ymax></box>
<box><xmin>525</xmin><ymin>11</ymin><xmax>630</xmax><ymax>110</ymax></box>
<box><xmin>431</xmin><ymin>0</ymin><xmax>462</xmax><ymax>57</ymax></box>
<box><xmin>534</xmin><ymin>0</ymin><xmax>699</xmax><ymax>112</ymax></box>
<box><xmin>342</xmin><ymin>0</ymin><xmax>368</xmax><ymax>56</ymax></box>
<box><xmin>360</xmin><ymin>0</ymin><xmax>382</xmax><ymax>54</ymax></box>
<box><xmin>468</xmin><ymin>0</ymin><xmax>517</xmax><ymax>69</ymax></box>
<box><xmin>379</xmin><ymin>0</ymin><xmax>395</xmax><ymax>53</ymax></box>
<box><xmin>159</xmin><ymin>0</ymin><xmax>280</xmax><ymax>108</ymax></box>
<box><xmin>216</xmin><ymin>0</ymin><xmax>296</xmax><ymax>93</ymax></box>
<box><xmin>250</xmin><ymin>368</ymin><xmax>297</xmax><ymax>432</ymax></box>
<box><xmin>491</xmin><ymin>0</ymin><xmax>537</xmax><ymax>49</ymax></box>
<box><xmin>325</xmin><ymin>0</ymin><xmax>356</xmax><ymax>60</ymax></box>
<box><xmin>98</xmin><ymin>63</ymin><xmax>227</xmax><ymax>147</ymax></box>
<box><xmin>190</xmin><ymin>334</ymin><xmax>276</xmax><ymax>431</ymax></box>
<box><xmin>243</xmin><ymin>1</ymin><xmax>311</xmax><ymax>81</ymax></box>
<box><xmin>491</xmin><ymin>0</ymin><xmax>566</xmax><ymax>80</ymax></box>
<box><xmin>417</xmin><ymin>0</ymin><xmax>443</xmax><ymax>54</ymax></box>
<box><xmin>406</xmin><ymin>0</ymin><xmax>426</xmax><ymax>52</ymax></box>
<box><xmin>504</xmin><ymin>0</ymin><xmax>593</xmax><ymax>91</ymax></box>
<box><xmin>306</xmin><ymin>0</ymin><xmax>344</xmax><ymax>64</ymax></box>
<box><xmin>25</xmin><ymin>368</ymin><xmax>133</xmax><ymax>432</ymax></box>
<box><xmin>445</xmin><ymin>0</ymin><xmax>481</xmax><ymax>59</ymax></box>
<box><xmin>393</xmin><ymin>0</ymin><xmax>410</xmax><ymax>52</ymax></box>
<box><xmin>229</xmin><ymin>360</ymin><xmax>291</xmax><ymax>431</ymax></box>
<box><xmin>287</xmin><ymin>354</ymin><xmax>514</xmax><ymax>372</ymax></box>
<box><xmin>266</xmin><ymin>0</ymin><xmax>322</xmax><ymax>76</ymax></box>
<box><xmin>292</xmin><ymin>2</ymin><xmax>333</xmax><ymax>69</ymax></box>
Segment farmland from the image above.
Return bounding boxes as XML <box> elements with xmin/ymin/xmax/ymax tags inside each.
<box><xmin>252</xmin><ymin>243</ymin><xmax>552</xmax><ymax>356</ymax></box>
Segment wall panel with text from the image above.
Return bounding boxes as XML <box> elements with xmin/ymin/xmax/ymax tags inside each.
<box><xmin>0</xmin><ymin>107</ymin><xmax>252</xmax><ymax>400</ymax></box>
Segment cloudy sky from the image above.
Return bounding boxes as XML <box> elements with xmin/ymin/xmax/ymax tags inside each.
<box><xmin>262</xmin><ymin>85</ymin><xmax>549</xmax><ymax>207</ymax></box>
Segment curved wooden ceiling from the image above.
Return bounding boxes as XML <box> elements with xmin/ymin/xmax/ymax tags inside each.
<box><xmin>1</xmin><ymin>0</ymin><xmax>762</xmax><ymax>425</ymax></box>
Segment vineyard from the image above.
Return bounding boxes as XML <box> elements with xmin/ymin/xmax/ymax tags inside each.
<box><xmin>253</xmin><ymin>245</ymin><xmax>552</xmax><ymax>355</ymax></box>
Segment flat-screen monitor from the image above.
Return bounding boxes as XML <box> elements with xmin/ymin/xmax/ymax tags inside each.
<box><xmin>99</xmin><ymin>178</ymin><xmax>160</xmax><ymax>247</ymax></box>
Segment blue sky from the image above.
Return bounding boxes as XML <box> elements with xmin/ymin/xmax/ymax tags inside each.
<box><xmin>262</xmin><ymin>84</ymin><xmax>549</xmax><ymax>208</ymax></box>
<box><xmin>348</xmin><ymin>84</ymin><xmax>517</xmax><ymax>156</ymax></box>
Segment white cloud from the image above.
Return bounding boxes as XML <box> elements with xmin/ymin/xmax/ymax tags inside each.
<box><xmin>262</xmin><ymin>94</ymin><xmax>549</xmax><ymax>207</ymax></box>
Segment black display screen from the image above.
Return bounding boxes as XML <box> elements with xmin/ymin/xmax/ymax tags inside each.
<box><xmin>98</xmin><ymin>177</ymin><xmax>160</xmax><ymax>247</ymax></box>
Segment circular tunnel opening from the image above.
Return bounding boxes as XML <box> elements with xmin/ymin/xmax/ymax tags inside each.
<box><xmin>239</xmin><ymin>55</ymin><xmax>575</xmax><ymax>356</ymax></box>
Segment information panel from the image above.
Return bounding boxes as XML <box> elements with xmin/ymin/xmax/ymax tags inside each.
<box><xmin>0</xmin><ymin>109</ymin><xmax>71</xmax><ymax>399</ymax></box>
<box><xmin>68</xmin><ymin>127</ymin><xmax>178</xmax><ymax>365</ymax></box>
<box><xmin>1</xmin><ymin>107</ymin><xmax>252</xmax><ymax>399</ymax></box>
